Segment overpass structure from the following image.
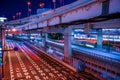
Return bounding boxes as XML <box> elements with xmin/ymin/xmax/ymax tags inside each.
<box><xmin>3</xmin><ymin>0</ymin><xmax>120</xmax><ymax>80</ymax></box>
<box><xmin>5</xmin><ymin>0</ymin><xmax>120</xmax><ymax>57</ymax></box>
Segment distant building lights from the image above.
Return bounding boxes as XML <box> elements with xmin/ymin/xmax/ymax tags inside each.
<box><xmin>27</xmin><ymin>1</ymin><xmax>31</xmax><ymax>6</ymax></box>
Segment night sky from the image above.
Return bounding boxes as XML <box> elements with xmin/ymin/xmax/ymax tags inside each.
<box><xmin>0</xmin><ymin>0</ymin><xmax>76</xmax><ymax>21</ymax></box>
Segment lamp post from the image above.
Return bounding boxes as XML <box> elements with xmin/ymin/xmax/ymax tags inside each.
<box><xmin>27</xmin><ymin>1</ymin><xmax>31</xmax><ymax>16</ymax></box>
<box><xmin>39</xmin><ymin>2</ymin><xmax>45</xmax><ymax>8</ymax></box>
<box><xmin>12</xmin><ymin>16</ymin><xmax>16</xmax><ymax>20</ymax></box>
<box><xmin>0</xmin><ymin>17</ymin><xmax>7</xmax><ymax>50</ymax></box>
<box><xmin>52</xmin><ymin>0</ymin><xmax>56</xmax><ymax>11</ymax></box>
<box><xmin>0</xmin><ymin>17</ymin><xmax>7</xmax><ymax>79</ymax></box>
<box><xmin>16</xmin><ymin>12</ymin><xmax>19</xmax><ymax>19</ymax></box>
<box><xmin>18</xmin><ymin>12</ymin><xmax>21</xmax><ymax>19</ymax></box>
<box><xmin>0</xmin><ymin>24</ymin><xmax>3</xmax><ymax>79</ymax></box>
<box><xmin>39</xmin><ymin>2</ymin><xmax>45</xmax><ymax>13</ymax></box>
<box><xmin>28</xmin><ymin>9</ymin><xmax>32</xmax><ymax>16</ymax></box>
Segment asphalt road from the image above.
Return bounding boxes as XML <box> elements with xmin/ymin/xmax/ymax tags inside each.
<box><xmin>3</xmin><ymin>41</ymin><xmax>87</xmax><ymax>80</ymax></box>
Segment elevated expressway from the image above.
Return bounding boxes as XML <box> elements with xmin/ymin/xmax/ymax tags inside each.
<box><xmin>4</xmin><ymin>0</ymin><xmax>120</xmax><ymax>80</ymax></box>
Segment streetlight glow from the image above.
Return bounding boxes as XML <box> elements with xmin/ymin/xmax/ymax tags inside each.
<box><xmin>18</xmin><ymin>12</ymin><xmax>21</xmax><ymax>18</ymax></box>
<box><xmin>28</xmin><ymin>9</ymin><xmax>32</xmax><ymax>16</ymax></box>
<box><xmin>0</xmin><ymin>17</ymin><xmax>7</xmax><ymax>22</ymax></box>
<box><xmin>39</xmin><ymin>3</ymin><xmax>45</xmax><ymax>8</ymax></box>
<box><xmin>27</xmin><ymin>1</ymin><xmax>31</xmax><ymax>6</ymax></box>
<box><xmin>52</xmin><ymin>0</ymin><xmax>56</xmax><ymax>11</ymax></box>
<box><xmin>27</xmin><ymin>1</ymin><xmax>31</xmax><ymax>16</ymax></box>
<box><xmin>12</xmin><ymin>28</ymin><xmax>17</xmax><ymax>32</ymax></box>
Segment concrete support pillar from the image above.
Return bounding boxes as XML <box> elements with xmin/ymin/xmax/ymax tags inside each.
<box><xmin>45</xmin><ymin>33</ymin><xmax>48</xmax><ymax>40</ymax></box>
<box><xmin>39</xmin><ymin>32</ymin><xmax>42</xmax><ymax>43</ymax></box>
<box><xmin>40</xmin><ymin>31</ymin><xmax>42</xmax><ymax>37</ymax></box>
<box><xmin>97</xmin><ymin>28</ymin><xmax>103</xmax><ymax>49</ymax></box>
<box><xmin>71</xmin><ymin>30</ymin><xmax>74</xmax><ymax>44</ymax></box>
<box><xmin>64</xmin><ymin>27</ymin><xmax>72</xmax><ymax>58</ymax></box>
<box><xmin>27</xmin><ymin>33</ymin><xmax>31</xmax><ymax>40</ymax></box>
<box><xmin>42</xmin><ymin>32</ymin><xmax>47</xmax><ymax>47</ymax></box>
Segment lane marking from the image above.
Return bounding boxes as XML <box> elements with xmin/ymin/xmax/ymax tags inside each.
<box><xmin>15</xmin><ymin>51</ymin><xmax>31</xmax><ymax>79</ymax></box>
<box><xmin>8</xmin><ymin>51</ymin><xmax>14</xmax><ymax>80</ymax></box>
<box><xmin>17</xmin><ymin>44</ymin><xmax>42</xmax><ymax>79</ymax></box>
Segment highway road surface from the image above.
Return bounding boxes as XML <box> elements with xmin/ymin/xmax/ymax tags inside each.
<box><xmin>3</xmin><ymin>40</ymin><xmax>87</xmax><ymax>80</ymax></box>
<box><xmin>46</xmin><ymin>40</ymin><xmax>120</xmax><ymax>62</ymax></box>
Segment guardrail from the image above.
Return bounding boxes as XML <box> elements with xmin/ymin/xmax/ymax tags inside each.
<box><xmin>73</xmin><ymin>52</ymin><xmax>120</xmax><ymax>80</ymax></box>
<box><xmin>47</xmin><ymin>39</ymin><xmax>120</xmax><ymax>64</ymax></box>
<box><xmin>24</xmin><ymin>40</ymin><xmax>83</xmax><ymax>70</ymax></box>
<box><xmin>75</xmin><ymin>48</ymin><xmax>120</xmax><ymax>63</ymax></box>
<box><xmin>24</xmin><ymin>41</ymin><xmax>78</xmax><ymax>71</ymax></box>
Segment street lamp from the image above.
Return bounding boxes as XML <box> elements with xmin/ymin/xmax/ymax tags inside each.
<box><xmin>39</xmin><ymin>2</ymin><xmax>45</xmax><ymax>8</ymax></box>
<box><xmin>52</xmin><ymin>0</ymin><xmax>56</xmax><ymax>11</ymax></box>
<box><xmin>27</xmin><ymin>1</ymin><xmax>31</xmax><ymax>16</ymax></box>
<box><xmin>39</xmin><ymin>2</ymin><xmax>45</xmax><ymax>13</ymax></box>
<box><xmin>18</xmin><ymin>12</ymin><xmax>21</xmax><ymax>19</ymax></box>
<box><xmin>16</xmin><ymin>12</ymin><xmax>19</xmax><ymax>19</ymax></box>
<box><xmin>0</xmin><ymin>17</ymin><xmax>7</xmax><ymax>78</ymax></box>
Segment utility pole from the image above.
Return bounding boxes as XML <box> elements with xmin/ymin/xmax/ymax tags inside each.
<box><xmin>0</xmin><ymin>17</ymin><xmax>7</xmax><ymax>79</ymax></box>
<box><xmin>0</xmin><ymin>24</ymin><xmax>5</xmax><ymax>79</ymax></box>
<box><xmin>52</xmin><ymin>0</ymin><xmax>56</xmax><ymax>11</ymax></box>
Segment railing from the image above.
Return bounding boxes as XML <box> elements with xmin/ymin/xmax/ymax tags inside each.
<box><xmin>73</xmin><ymin>47</ymin><xmax>120</xmax><ymax>63</ymax></box>
<box><xmin>6</xmin><ymin>0</ymin><xmax>96</xmax><ymax>26</ymax></box>
<box><xmin>73</xmin><ymin>52</ymin><xmax>120</xmax><ymax>80</ymax></box>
